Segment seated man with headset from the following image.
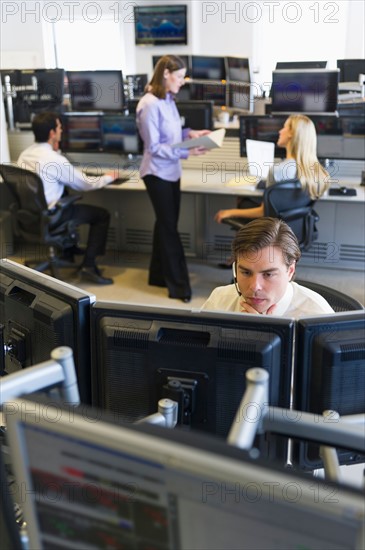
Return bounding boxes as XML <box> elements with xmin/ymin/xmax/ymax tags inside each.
<box><xmin>201</xmin><ymin>217</ymin><xmax>334</xmax><ymax>317</ymax></box>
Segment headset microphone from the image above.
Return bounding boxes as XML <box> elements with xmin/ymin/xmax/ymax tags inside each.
<box><xmin>232</xmin><ymin>262</ymin><xmax>242</xmax><ymax>296</ymax></box>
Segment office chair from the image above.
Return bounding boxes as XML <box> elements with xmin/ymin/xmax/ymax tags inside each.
<box><xmin>295</xmin><ymin>279</ymin><xmax>364</xmax><ymax>312</ymax></box>
<box><xmin>222</xmin><ymin>180</ymin><xmax>319</xmax><ymax>251</ymax></box>
<box><xmin>0</xmin><ymin>164</ymin><xmax>81</xmax><ymax>279</ymax></box>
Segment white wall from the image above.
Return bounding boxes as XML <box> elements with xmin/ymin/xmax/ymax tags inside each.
<box><xmin>0</xmin><ymin>1</ymin><xmax>364</xmax><ymax>85</ymax></box>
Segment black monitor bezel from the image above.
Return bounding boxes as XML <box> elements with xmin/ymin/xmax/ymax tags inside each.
<box><xmin>294</xmin><ymin>311</ymin><xmax>365</xmax><ymax>470</ymax></box>
<box><xmin>100</xmin><ymin>113</ymin><xmax>143</xmax><ymax>155</ymax></box>
<box><xmin>239</xmin><ymin>115</ymin><xmax>287</xmax><ymax>158</ymax></box>
<box><xmin>0</xmin><ymin>259</ymin><xmax>94</xmax><ymax>404</ymax></box>
<box><xmin>90</xmin><ymin>302</ymin><xmax>295</xmax><ymax>458</ymax></box>
<box><xmin>134</xmin><ymin>4</ymin><xmax>188</xmax><ymax>46</ymax></box>
<box><xmin>271</xmin><ymin>69</ymin><xmax>339</xmax><ymax>115</ymax></box>
<box><xmin>60</xmin><ymin>112</ymin><xmax>103</xmax><ymax>153</ymax></box>
<box><xmin>226</xmin><ymin>56</ymin><xmax>251</xmax><ymax>83</ymax></box>
<box><xmin>275</xmin><ymin>61</ymin><xmax>327</xmax><ymax>70</ymax></box>
<box><xmin>337</xmin><ymin>58</ymin><xmax>365</xmax><ymax>82</ymax></box>
<box><xmin>191</xmin><ymin>55</ymin><xmax>226</xmax><ymax>81</ymax></box>
<box><xmin>66</xmin><ymin>70</ymin><xmax>125</xmax><ymax>112</ymax></box>
<box><xmin>175</xmin><ymin>99</ymin><xmax>214</xmax><ymax>130</ymax></box>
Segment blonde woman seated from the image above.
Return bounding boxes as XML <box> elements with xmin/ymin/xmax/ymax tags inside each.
<box><xmin>215</xmin><ymin>114</ymin><xmax>330</xmax><ymax>224</ymax></box>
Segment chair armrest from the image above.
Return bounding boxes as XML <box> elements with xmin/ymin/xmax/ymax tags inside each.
<box><xmin>52</xmin><ymin>194</ymin><xmax>82</xmax><ymax>213</ymax></box>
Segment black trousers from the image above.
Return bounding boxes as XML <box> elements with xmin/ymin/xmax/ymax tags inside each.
<box><xmin>143</xmin><ymin>174</ymin><xmax>191</xmax><ymax>299</ymax></box>
<box><xmin>58</xmin><ymin>203</ymin><xmax>110</xmax><ymax>264</ymax></box>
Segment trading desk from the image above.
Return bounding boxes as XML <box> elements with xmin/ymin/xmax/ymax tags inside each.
<box><xmin>4</xmin><ymin>132</ymin><xmax>365</xmax><ymax>271</ymax></box>
<box><xmin>80</xmin><ymin>164</ymin><xmax>364</xmax><ymax>271</ymax></box>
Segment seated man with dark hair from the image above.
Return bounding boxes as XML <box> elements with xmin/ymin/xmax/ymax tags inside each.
<box><xmin>202</xmin><ymin>217</ymin><xmax>334</xmax><ymax>317</ymax></box>
<box><xmin>17</xmin><ymin>112</ymin><xmax>117</xmax><ymax>284</ymax></box>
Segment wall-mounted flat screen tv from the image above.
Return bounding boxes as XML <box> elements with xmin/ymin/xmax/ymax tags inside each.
<box><xmin>134</xmin><ymin>5</ymin><xmax>188</xmax><ymax>46</ymax></box>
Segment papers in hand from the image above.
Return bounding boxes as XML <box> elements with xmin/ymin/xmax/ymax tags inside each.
<box><xmin>173</xmin><ymin>128</ymin><xmax>226</xmax><ymax>150</ymax></box>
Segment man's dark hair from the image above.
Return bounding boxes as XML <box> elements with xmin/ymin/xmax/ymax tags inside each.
<box><xmin>232</xmin><ymin>217</ymin><xmax>301</xmax><ymax>268</ymax></box>
<box><xmin>31</xmin><ymin>112</ymin><xmax>59</xmax><ymax>142</ymax></box>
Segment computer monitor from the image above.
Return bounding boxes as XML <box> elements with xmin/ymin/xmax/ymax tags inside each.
<box><xmin>240</xmin><ymin>114</ymin><xmax>365</xmax><ymax>161</ymax></box>
<box><xmin>275</xmin><ymin>61</ymin><xmax>327</xmax><ymax>70</ymax></box>
<box><xmin>101</xmin><ymin>113</ymin><xmax>142</xmax><ymax>155</ymax></box>
<box><xmin>337</xmin><ymin>58</ymin><xmax>365</xmax><ymax>82</ymax></box>
<box><xmin>228</xmin><ymin>82</ymin><xmax>253</xmax><ymax>112</ymax></box>
<box><xmin>90</xmin><ymin>303</ymin><xmax>294</xmax><ymax>459</ymax></box>
<box><xmin>5</xmin><ymin>394</ymin><xmax>365</xmax><ymax>549</ymax></box>
<box><xmin>271</xmin><ymin>69</ymin><xmax>339</xmax><ymax>114</ymax></box>
<box><xmin>189</xmin><ymin>82</ymin><xmax>227</xmax><ymax>106</ymax></box>
<box><xmin>134</xmin><ymin>4</ymin><xmax>188</xmax><ymax>46</ymax></box>
<box><xmin>294</xmin><ymin>311</ymin><xmax>365</xmax><ymax>470</ymax></box>
<box><xmin>176</xmin><ymin>100</ymin><xmax>214</xmax><ymax>130</ymax></box>
<box><xmin>239</xmin><ymin>115</ymin><xmax>287</xmax><ymax>157</ymax></box>
<box><xmin>226</xmin><ymin>56</ymin><xmax>251</xmax><ymax>82</ymax></box>
<box><xmin>67</xmin><ymin>70</ymin><xmax>124</xmax><ymax>112</ymax></box>
<box><xmin>0</xmin><ymin>259</ymin><xmax>95</xmax><ymax>403</ymax></box>
<box><xmin>60</xmin><ymin>113</ymin><xmax>102</xmax><ymax>152</ymax></box>
<box><xmin>191</xmin><ymin>55</ymin><xmax>226</xmax><ymax>81</ymax></box>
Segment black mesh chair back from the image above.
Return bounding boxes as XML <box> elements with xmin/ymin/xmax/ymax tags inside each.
<box><xmin>263</xmin><ymin>180</ymin><xmax>319</xmax><ymax>251</ymax></box>
<box><xmin>222</xmin><ymin>180</ymin><xmax>319</xmax><ymax>251</ymax></box>
<box><xmin>0</xmin><ymin>163</ymin><xmax>80</xmax><ymax>278</ymax></box>
<box><xmin>0</xmin><ymin>164</ymin><xmax>48</xmax><ymax>236</ymax></box>
<box><xmin>295</xmin><ymin>279</ymin><xmax>364</xmax><ymax>312</ymax></box>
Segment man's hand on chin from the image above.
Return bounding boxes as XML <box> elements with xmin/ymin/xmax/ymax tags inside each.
<box><xmin>239</xmin><ymin>300</ymin><xmax>278</xmax><ymax>315</ymax></box>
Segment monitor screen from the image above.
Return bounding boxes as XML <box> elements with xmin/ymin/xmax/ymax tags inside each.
<box><xmin>0</xmin><ymin>259</ymin><xmax>95</xmax><ymax>403</ymax></box>
<box><xmin>228</xmin><ymin>82</ymin><xmax>253</xmax><ymax>112</ymax></box>
<box><xmin>134</xmin><ymin>5</ymin><xmax>187</xmax><ymax>46</ymax></box>
<box><xmin>67</xmin><ymin>70</ymin><xmax>124</xmax><ymax>112</ymax></box>
<box><xmin>176</xmin><ymin>100</ymin><xmax>214</xmax><ymax>130</ymax></box>
<box><xmin>226</xmin><ymin>56</ymin><xmax>250</xmax><ymax>82</ymax></box>
<box><xmin>239</xmin><ymin>115</ymin><xmax>287</xmax><ymax>157</ymax></box>
<box><xmin>91</xmin><ymin>303</ymin><xmax>294</xmax><ymax>459</ymax></box>
<box><xmin>294</xmin><ymin>311</ymin><xmax>365</xmax><ymax>470</ymax></box>
<box><xmin>5</xmin><ymin>394</ymin><xmax>365</xmax><ymax>550</ymax></box>
<box><xmin>101</xmin><ymin>114</ymin><xmax>142</xmax><ymax>155</ymax></box>
<box><xmin>60</xmin><ymin>113</ymin><xmax>102</xmax><ymax>152</ymax></box>
<box><xmin>191</xmin><ymin>55</ymin><xmax>226</xmax><ymax>81</ymax></box>
<box><xmin>275</xmin><ymin>61</ymin><xmax>327</xmax><ymax>69</ymax></box>
<box><xmin>189</xmin><ymin>82</ymin><xmax>226</xmax><ymax>106</ymax></box>
<box><xmin>337</xmin><ymin>58</ymin><xmax>365</xmax><ymax>82</ymax></box>
<box><xmin>271</xmin><ymin>69</ymin><xmax>339</xmax><ymax>114</ymax></box>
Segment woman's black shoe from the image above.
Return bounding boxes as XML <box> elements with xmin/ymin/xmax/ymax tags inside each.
<box><xmin>181</xmin><ymin>296</ymin><xmax>191</xmax><ymax>303</ymax></box>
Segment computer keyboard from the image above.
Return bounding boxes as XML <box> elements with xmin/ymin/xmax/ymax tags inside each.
<box><xmin>110</xmin><ymin>177</ymin><xmax>130</xmax><ymax>185</ymax></box>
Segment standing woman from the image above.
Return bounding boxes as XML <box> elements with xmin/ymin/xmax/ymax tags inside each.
<box><xmin>214</xmin><ymin>114</ymin><xmax>330</xmax><ymax>223</ymax></box>
<box><xmin>136</xmin><ymin>55</ymin><xmax>208</xmax><ymax>303</ymax></box>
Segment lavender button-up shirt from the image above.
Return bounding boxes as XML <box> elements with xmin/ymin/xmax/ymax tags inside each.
<box><xmin>136</xmin><ymin>92</ymin><xmax>190</xmax><ymax>181</ymax></box>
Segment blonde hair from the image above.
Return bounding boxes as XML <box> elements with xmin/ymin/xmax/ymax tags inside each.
<box><xmin>286</xmin><ymin>114</ymin><xmax>329</xmax><ymax>199</ymax></box>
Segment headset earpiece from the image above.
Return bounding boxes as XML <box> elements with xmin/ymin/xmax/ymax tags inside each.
<box><xmin>232</xmin><ymin>262</ymin><xmax>241</xmax><ymax>296</ymax></box>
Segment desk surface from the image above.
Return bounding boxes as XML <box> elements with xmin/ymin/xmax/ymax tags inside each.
<box><xmin>106</xmin><ymin>169</ymin><xmax>365</xmax><ymax>203</ymax></box>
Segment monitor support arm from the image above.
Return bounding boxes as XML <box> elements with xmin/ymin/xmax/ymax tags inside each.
<box><xmin>0</xmin><ymin>347</ymin><xmax>80</xmax><ymax>407</ymax></box>
<box><xmin>135</xmin><ymin>399</ymin><xmax>178</xmax><ymax>428</ymax></box>
<box><xmin>228</xmin><ymin>368</ymin><xmax>365</xmax><ymax>483</ymax></box>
